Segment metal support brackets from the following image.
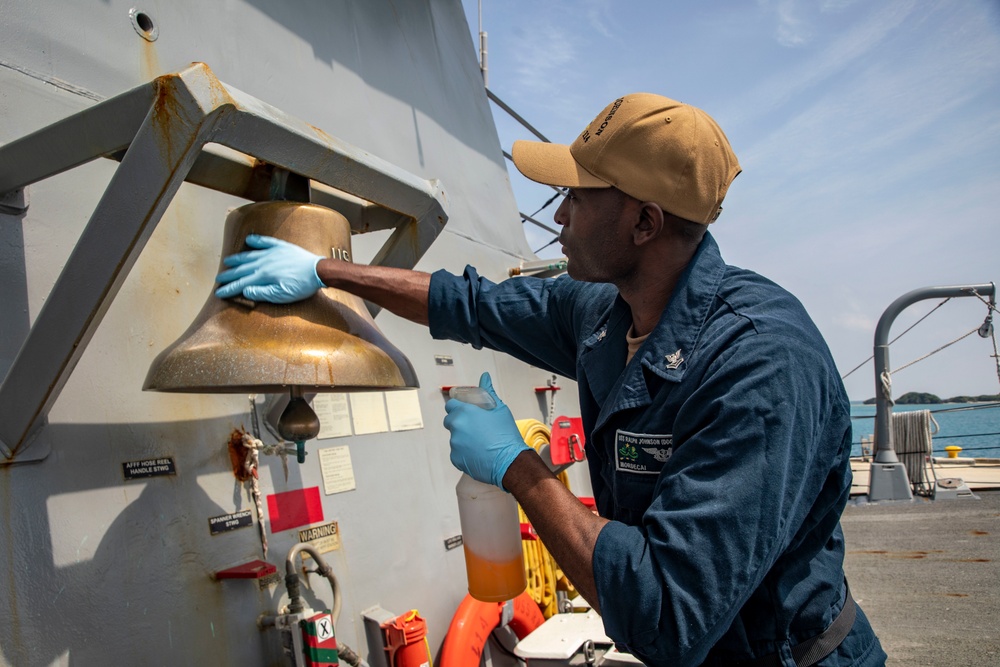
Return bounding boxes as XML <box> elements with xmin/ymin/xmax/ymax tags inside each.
<box><xmin>868</xmin><ymin>282</ymin><xmax>996</xmax><ymax>501</ymax></box>
<box><xmin>0</xmin><ymin>62</ymin><xmax>449</xmax><ymax>463</ymax></box>
<box><xmin>0</xmin><ymin>187</ymin><xmax>28</xmax><ymax>215</ymax></box>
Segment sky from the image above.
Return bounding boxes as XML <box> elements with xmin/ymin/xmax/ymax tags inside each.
<box><xmin>460</xmin><ymin>0</ymin><xmax>1000</xmax><ymax>402</ymax></box>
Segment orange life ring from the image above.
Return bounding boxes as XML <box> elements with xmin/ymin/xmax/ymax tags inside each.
<box><xmin>439</xmin><ymin>592</ymin><xmax>545</xmax><ymax>667</ymax></box>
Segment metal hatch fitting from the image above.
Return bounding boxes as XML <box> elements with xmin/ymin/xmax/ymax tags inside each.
<box><xmin>0</xmin><ymin>62</ymin><xmax>449</xmax><ymax>464</ymax></box>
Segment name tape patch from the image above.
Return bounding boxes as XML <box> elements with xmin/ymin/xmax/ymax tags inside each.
<box><xmin>615</xmin><ymin>430</ymin><xmax>672</xmax><ymax>475</ymax></box>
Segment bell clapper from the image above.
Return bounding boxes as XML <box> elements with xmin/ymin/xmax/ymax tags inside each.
<box><xmin>276</xmin><ymin>387</ymin><xmax>321</xmax><ymax>464</ymax></box>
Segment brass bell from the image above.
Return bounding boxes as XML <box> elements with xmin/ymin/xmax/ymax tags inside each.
<box><xmin>144</xmin><ymin>201</ymin><xmax>418</xmax><ymax>441</ymax></box>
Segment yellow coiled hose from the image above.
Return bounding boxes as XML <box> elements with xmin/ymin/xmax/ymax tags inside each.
<box><xmin>516</xmin><ymin>419</ymin><xmax>577</xmax><ymax>618</ymax></box>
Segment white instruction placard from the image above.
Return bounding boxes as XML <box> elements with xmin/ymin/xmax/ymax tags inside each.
<box><xmin>349</xmin><ymin>392</ymin><xmax>389</xmax><ymax>435</ymax></box>
<box><xmin>319</xmin><ymin>446</ymin><xmax>356</xmax><ymax>495</ymax></box>
<box><xmin>386</xmin><ymin>389</ymin><xmax>424</xmax><ymax>431</ymax></box>
<box><xmin>314</xmin><ymin>393</ymin><xmax>352</xmax><ymax>439</ymax></box>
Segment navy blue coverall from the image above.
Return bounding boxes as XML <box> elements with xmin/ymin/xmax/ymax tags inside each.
<box><xmin>429</xmin><ymin>233</ymin><xmax>886</xmax><ymax>667</ymax></box>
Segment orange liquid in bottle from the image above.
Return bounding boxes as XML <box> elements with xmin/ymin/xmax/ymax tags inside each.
<box><xmin>463</xmin><ymin>546</ymin><xmax>526</xmax><ymax>602</ymax></box>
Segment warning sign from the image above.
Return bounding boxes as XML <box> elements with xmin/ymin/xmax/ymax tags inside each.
<box><xmin>298</xmin><ymin>521</ymin><xmax>341</xmax><ymax>556</ymax></box>
<box><xmin>122</xmin><ymin>457</ymin><xmax>176</xmax><ymax>481</ymax></box>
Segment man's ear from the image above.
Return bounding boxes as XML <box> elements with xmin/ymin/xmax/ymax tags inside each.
<box><xmin>632</xmin><ymin>201</ymin><xmax>664</xmax><ymax>247</ymax></box>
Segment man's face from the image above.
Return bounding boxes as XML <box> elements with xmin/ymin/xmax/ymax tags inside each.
<box><xmin>554</xmin><ymin>187</ymin><xmax>639</xmax><ymax>284</ymax></box>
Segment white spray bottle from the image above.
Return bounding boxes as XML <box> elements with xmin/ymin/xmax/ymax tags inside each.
<box><xmin>449</xmin><ymin>386</ymin><xmax>527</xmax><ymax>602</ymax></box>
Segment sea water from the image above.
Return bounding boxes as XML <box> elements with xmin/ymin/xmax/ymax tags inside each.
<box><xmin>850</xmin><ymin>402</ymin><xmax>1000</xmax><ymax>459</ymax></box>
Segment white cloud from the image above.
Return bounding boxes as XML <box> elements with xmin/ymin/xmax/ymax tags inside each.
<box><xmin>499</xmin><ymin>2</ymin><xmax>626</xmax><ymax>137</ymax></box>
<box><xmin>731</xmin><ymin>5</ymin><xmax>1000</xmax><ymax>215</ymax></box>
<box><xmin>775</xmin><ymin>0</ymin><xmax>811</xmax><ymax>47</ymax></box>
<box><xmin>510</xmin><ymin>23</ymin><xmax>576</xmax><ymax>97</ymax></box>
<box><xmin>820</xmin><ymin>0</ymin><xmax>865</xmax><ymax>12</ymax></box>
<box><xmin>726</xmin><ymin>0</ymin><xmax>917</xmax><ymax>129</ymax></box>
<box><xmin>838</xmin><ymin>311</ymin><xmax>878</xmax><ymax>333</ymax></box>
<box><xmin>582</xmin><ymin>0</ymin><xmax>616</xmax><ymax>39</ymax></box>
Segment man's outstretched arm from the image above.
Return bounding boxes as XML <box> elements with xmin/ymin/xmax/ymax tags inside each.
<box><xmin>316</xmin><ymin>257</ymin><xmax>431</xmax><ymax>326</ymax></box>
<box><xmin>214</xmin><ymin>234</ymin><xmax>431</xmax><ymax>325</ymax></box>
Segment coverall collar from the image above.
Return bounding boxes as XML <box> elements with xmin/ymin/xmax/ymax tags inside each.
<box><xmin>581</xmin><ymin>232</ymin><xmax>727</xmax><ymax>431</ymax></box>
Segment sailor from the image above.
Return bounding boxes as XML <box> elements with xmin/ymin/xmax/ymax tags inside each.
<box><xmin>215</xmin><ymin>93</ymin><xmax>886</xmax><ymax>667</ymax></box>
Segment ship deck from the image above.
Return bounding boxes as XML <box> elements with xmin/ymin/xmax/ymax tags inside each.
<box><xmin>850</xmin><ymin>457</ymin><xmax>1000</xmax><ymax>496</ymax></box>
<box><xmin>841</xmin><ymin>489</ymin><xmax>1000</xmax><ymax>665</ymax></box>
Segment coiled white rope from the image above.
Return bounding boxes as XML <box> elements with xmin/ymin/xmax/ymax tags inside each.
<box><xmin>891</xmin><ymin>409</ymin><xmax>939</xmax><ymax>495</ymax></box>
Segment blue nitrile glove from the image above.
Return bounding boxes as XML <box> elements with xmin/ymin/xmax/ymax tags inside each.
<box><xmin>443</xmin><ymin>372</ymin><xmax>531</xmax><ymax>491</ymax></box>
<box><xmin>214</xmin><ymin>235</ymin><xmax>325</xmax><ymax>304</ymax></box>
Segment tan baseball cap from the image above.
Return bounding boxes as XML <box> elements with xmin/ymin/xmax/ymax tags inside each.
<box><xmin>511</xmin><ymin>93</ymin><xmax>741</xmax><ymax>224</ymax></box>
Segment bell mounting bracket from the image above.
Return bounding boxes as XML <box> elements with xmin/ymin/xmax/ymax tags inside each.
<box><xmin>0</xmin><ymin>63</ymin><xmax>449</xmax><ymax>464</ymax></box>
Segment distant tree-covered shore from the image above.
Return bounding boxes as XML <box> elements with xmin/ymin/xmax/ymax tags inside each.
<box><xmin>862</xmin><ymin>392</ymin><xmax>1000</xmax><ymax>405</ymax></box>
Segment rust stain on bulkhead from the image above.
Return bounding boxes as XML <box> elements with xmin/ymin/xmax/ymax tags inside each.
<box><xmin>308</xmin><ymin>123</ymin><xmax>334</xmax><ymax>145</ymax></box>
<box><xmin>150</xmin><ymin>74</ymin><xmax>187</xmax><ymax>166</ymax></box>
<box><xmin>228</xmin><ymin>427</ymin><xmax>253</xmax><ymax>482</ymax></box>
<box><xmin>196</xmin><ymin>62</ymin><xmax>239</xmax><ymax>112</ymax></box>
<box><xmin>149</xmin><ymin>64</ymin><xmax>236</xmax><ymax>165</ymax></box>
<box><xmin>140</xmin><ymin>38</ymin><xmax>161</xmax><ymax>82</ymax></box>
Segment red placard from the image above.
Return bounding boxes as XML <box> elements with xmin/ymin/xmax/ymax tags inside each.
<box><xmin>549</xmin><ymin>416</ymin><xmax>586</xmax><ymax>465</ymax></box>
<box><xmin>267</xmin><ymin>487</ymin><xmax>324</xmax><ymax>533</ymax></box>
<box><xmin>214</xmin><ymin>560</ymin><xmax>278</xmax><ymax>580</ymax></box>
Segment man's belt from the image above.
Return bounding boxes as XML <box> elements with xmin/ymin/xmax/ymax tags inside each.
<box><xmin>743</xmin><ymin>583</ymin><xmax>857</xmax><ymax>667</ymax></box>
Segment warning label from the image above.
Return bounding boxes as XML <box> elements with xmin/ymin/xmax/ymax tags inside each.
<box><xmin>298</xmin><ymin>521</ymin><xmax>341</xmax><ymax>556</ymax></box>
<box><xmin>122</xmin><ymin>457</ymin><xmax>176</xmax><ymax>481</ymax></box>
